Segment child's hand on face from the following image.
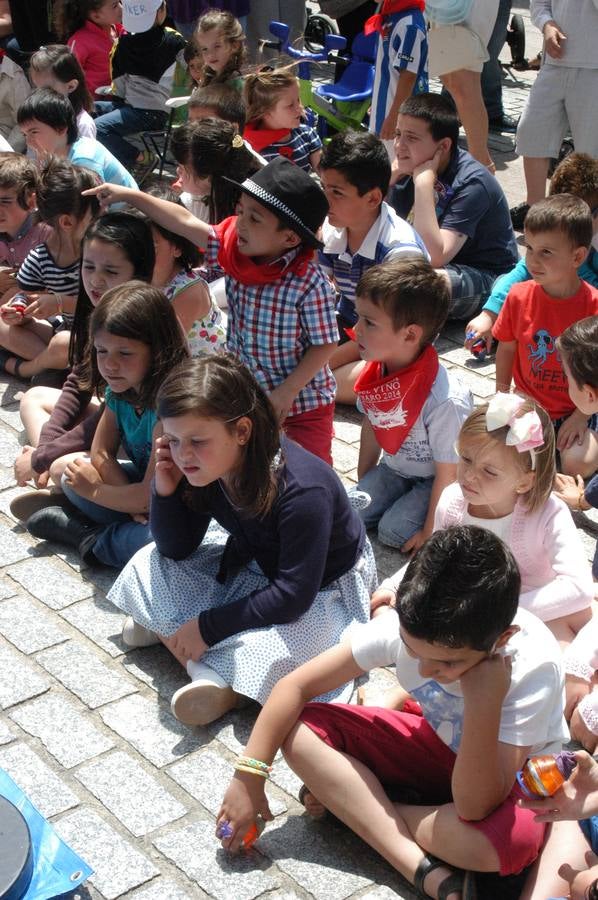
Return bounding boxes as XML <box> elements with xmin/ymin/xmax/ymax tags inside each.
<box><xmin>218</xmin><ymin>775</ymin><xmax>273</xmax><ymax>853</ymax></box>
<box><xmin>154</xmin><ymin>434</ymin><xmax>184</xmax><ymax>496</ymax></box>
<box><xmin>556</xmin><ymin>410</ymin><xmax>588</xmax><ymax>451</ymax></box>
<box><xmin>412</xmin><ymin>147</ymin><xmax>443</xmax><ymax>184</ymax></box>
<box><xmin>554</xmin><ymin>472</ymin><xmax>586</xmax><ymax>510</ymax></box>
<box><xmin>64</xmin><ymin>457</ymin><xmax>102</xmax><ymax>499</ymax></box>
<box><xmin>460</xmin><ymin>652</ymin><xmax>512</xmax><ymax>708</ymax></box>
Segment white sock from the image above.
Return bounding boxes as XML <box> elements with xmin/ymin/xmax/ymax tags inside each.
<box><xmin>186</xmin><ymin>659</ymin><xmax>228</xmax><ymax>687</ymax></box>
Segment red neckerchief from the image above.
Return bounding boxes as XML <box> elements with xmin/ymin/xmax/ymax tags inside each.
<box><xmin>214</xmin><ymin>216</ymin><xmax>313</xmax><ymax>286</ymax></box>
<box><xmin>365</xmin><ymin>0</ymin><xmax>426</xmax><ymax>34</ymax></box>
<box><xmin>244</xmin><ymin>123</ymin><xmax>291</xmax><ymax>154</ymax></box>
<box><xmin>354</xmin><ymin>345</ymin><xmax>439</xmax><ymax>454</ymax></box>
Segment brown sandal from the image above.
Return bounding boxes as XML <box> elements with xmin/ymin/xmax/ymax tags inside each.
<box><xmin>414</xmin><ymin>853</ymin><xmax>477</xmax><ymax>899</ymax></box>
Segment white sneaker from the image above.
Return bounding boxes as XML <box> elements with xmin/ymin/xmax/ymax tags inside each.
<box><xmin>122</xmin><ymin>616</ymin><xmax>160</xmax><ymax>648</ymax></box>
<box><xmin>171</xmin><ymin>661</ymin><xmax>238</xmax><ymax>725</ymax></box>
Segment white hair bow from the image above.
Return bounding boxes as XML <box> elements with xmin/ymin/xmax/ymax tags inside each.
<box><xmin>486</xmin><ymin>393</ymin><xmax>544</xmax><ymax>469</ymax></box>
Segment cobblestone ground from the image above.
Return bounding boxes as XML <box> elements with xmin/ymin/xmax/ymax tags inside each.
<box><xmin>0</xmin><ymin>9</ymin><xmax>593</xmax><ymax>899</ymax></box>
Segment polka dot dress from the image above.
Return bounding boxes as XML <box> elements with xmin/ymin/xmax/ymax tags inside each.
<box><xmin>108</xmin><ymin>521</ymin><xmax>377</xmax><ymax>705</ymax></box>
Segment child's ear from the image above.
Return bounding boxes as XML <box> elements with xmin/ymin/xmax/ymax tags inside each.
<box><xmin>404</xmin><ymin>323</ymin><xmax>424</xmax><ymax>345</ymax></box>
<box><xmin>235</xmin><ymin>416</ymin><xmax>253</xmax><ymax>446</ymax></box>
<box><xmin>57</xmin><ymin>212</ymin><xmax>74</xmax><ymax>232</ymax></box>
<box><xmin>583</xmin><ymin>383</ymin><xmax>598</xmax><ymax>405</ymax></box>
<box><xmin>494</xmin><ymin>624</ymin><xmax>520</xmax><ymax>650</ymax></box>
<box><xmin>573</xmin><ymin>244</ymin><xmax>590</xmax><ymax>267</ymax></box>
<box><xmin>283</xmin><ymin>229</ymin><xmax>301</xmax><ymax>249</ymax></box>
<box><xmin>365</xmin><ymin>187</ymin><xmax>383</xmax><ymax>209</ymax></box>
<box><xmin>515</xmin><ymin>469</ymin><xmax>535</xmax><ymax>496</ymax></box>
<box><xmin>65</xmin><ymin>79</ymin><xmax>79</xmax><ymax>95</ymax></box>
<box><xmin>24</xmin><ymin>189</ymin><xmax>37</xmax><ymax>211</ymax></box>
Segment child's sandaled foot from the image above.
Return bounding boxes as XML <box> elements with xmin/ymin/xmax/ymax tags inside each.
<box><xmin>298</xmin><ymin>784</ymin><xmax>328</xmax><ymax>821</ymax></box>
<box><xmin>414</xmin><ymin>853</ymin><xmax>477</xmax><ymax>900</ymax></box>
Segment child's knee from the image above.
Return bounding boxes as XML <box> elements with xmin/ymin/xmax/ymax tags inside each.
<box><xmin>377</xmin><ymin>506</ymin><xmax>424</xmax><ymax>550</ymax></box>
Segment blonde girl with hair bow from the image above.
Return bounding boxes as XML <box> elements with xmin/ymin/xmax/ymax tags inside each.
<box><xmin>372</xmin><ymin>392</ymin><xmax>594</xmax><ymax>647</ymax></box>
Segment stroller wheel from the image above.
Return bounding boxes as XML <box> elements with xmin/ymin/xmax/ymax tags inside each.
<box><xmin>506</xmin><ymin>14</ymin><xmax>526</xmax><ymax>65</ymax></box>
<box><xmin>305</xmin><ymin>13</ymin><xmax>339</xmax><ymax>52</ymax></box>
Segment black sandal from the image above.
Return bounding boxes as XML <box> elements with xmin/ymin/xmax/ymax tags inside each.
<box><xmin>0</xmin><ymin>349</ymin><xmax>27</xmax><ymax>380</ymax></box>
<box><xmin>414</xmin><ymin>853</ymin><xmax>477</xmax><ymax>900</ymax></box>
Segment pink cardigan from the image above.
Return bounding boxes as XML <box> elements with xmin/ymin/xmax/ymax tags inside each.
<box><xmin>69</xmin><ymin>21</ymin><xmax>125</xmax><ymax>100</ymax></box>
<box><xmin>434</xmin><ymin>482</ymin><xmax>593</xmax><ymax>621</ymax></box>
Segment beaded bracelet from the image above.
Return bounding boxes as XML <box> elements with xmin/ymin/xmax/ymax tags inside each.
<box><xmin>234</xmin><ymin>764</ymin><xmax>269</xmax><ymax>779</ymax></box>
<box><xmin>237</xmin><ymin>756</ymin><xmax>272</xmax><ymax>773</ymax></box>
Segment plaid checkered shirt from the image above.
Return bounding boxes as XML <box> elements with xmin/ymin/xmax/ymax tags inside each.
<box><xmin>206</xmin><ymin>227</ymin><xmax>338</xmax><ymax>417</ymax></box>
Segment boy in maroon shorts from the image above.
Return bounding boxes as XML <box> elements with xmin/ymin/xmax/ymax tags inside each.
<box><xmin>218</xmin><ymin>526</ymin><xmax>567</xmax><ymax>898</ymax></box>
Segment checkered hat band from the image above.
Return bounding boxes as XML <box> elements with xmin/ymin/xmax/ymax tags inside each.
<box><xmin>243</xmin><ymin>180</ymin><xmax>307</xmax><ymax>230</ymax></box>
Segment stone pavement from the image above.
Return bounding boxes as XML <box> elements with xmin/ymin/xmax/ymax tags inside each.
<box><xmin>0</xmin><ymin>8</ymin><xmax>594</xmax><ymax>899</ymax></box>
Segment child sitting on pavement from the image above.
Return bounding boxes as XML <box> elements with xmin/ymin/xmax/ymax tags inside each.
<box><xmin>391</xmin><ymin>92</ymin><xmax>518</xmax><ymax>321</ymax></box>
<box><xmin>355</xmin><ymin>257</ymin><xmax>472</xmax><ymax>554</ymax></box>
<box><xmin>318</xmin><ymin>130</ymin><xmax>427</xmax><ymax>405</ymax></box>
<box><xmin>85</xmin><ymin>157</ymin><xmax>339</xmax><ymax>464</ymax></box>
<box><xmin>218</xmin><ymin>525</ymin><xmax>568</xmax><ymax>900</ymax></box>
<box><xmin>493</xmin><ymin>194</ymin><xmax>598</xmax><ymax>478</ymax></box>
<box><xmin>0</xmin><ymin>154</ymin><xmax>50</xmax><ymax>296</ymax></box>
<box><xmin>466</xmin><ymin>152</ymin><xmax>598</xmax><ymax>355</ymax></box>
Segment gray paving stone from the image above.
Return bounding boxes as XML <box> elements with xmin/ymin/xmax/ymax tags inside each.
<box><xmin>168</xmin><ymin>749</ymin><xmax>287</xmax><ymax>818</ymax></box>
<box><xmin>0</xmin><ymin>718</ymin><xmax>15</xmax><ymax>744</ymax></box>
<box><xmin>437</xmin><ymin>343</ymin><xmax>496</xmax><ymax>377</ymax></box>
<box><xmin>269</xmin><ymin>758</ymin><xmax>303</xmax><ymax>802</ymax></box>
<box><xmin>0</xmin><ymin>378</ymin><xmax>21</xmax><ymax>408</ymax></box>
<box><xmin>55</xmin><ymin>808</ymin><xmax>159</xmax><ymax>900</ymax></box>
<box><xmin>129</xmin><ymin>880</ymin><xmax>195</xmax><ymax>900</ymax></box>
<box><xmin>360</xmin><ymin>886</ymin><xmax>416</xmax><ymax>900</ymax></box>
<box><xmin>448</xmin><ymin>366</ymin><xmax>496</xmax><ymax>398</ymax></box>
<box><xmin>154</xmin><ymin>820</ymin><xmax>278</xmax><ymax>900</ymax></box>
<box><xmin>0</xmin><ymin>594</ymin><xmax>68</xmax><ymax>653</ymax></box>
<box><xmin>332</xmin><ymin>440</ymin><xmax>360</xmax><ymax>474</ymax></box>
<box><xmin>60</xmin><ymin>595</ymin><xmax>126</xmax><ymax>658</ymax></box>
<box><xmin>0</xmin><ymin>405</ymin><xmax>24</xmax><ymax>431</ymax></box>
<box><xmin>75</xmin><ymin>750</ymin><xmax>187</xmax><ymax>837</ymax></box>
<box><xmin>0</xmin><ymin>524</ymin><xmax>33</xmax><ymax>566</ymax></box>
<box><xmin>121</xmin><ymin>644</ymin><xmax>187</xmax><ymax>699</ymax></box>
<box><xmin>0</xmin><ymin>741</ymin><xmax>79</xmax><ymax>817</ymax></box>
<box><xmin>0</xmin><ymin>428</ymin><xmax>21</xmax><ymax>467</ymax></box>
<box><xmin>0</xmin><ymin>642</ymin><xmax>50</xmax><ymax>708</ymax></box>
<box><xmin>6</xmin><ymin>557</ymin><xmax>94</xmax><ymax>609</ymax></box>
<box><xmin>333</xmin><ymin>419</ymin><xmax>361</xmax><ymax>445</ymax></box>
<box><xmin>100</xmin><ymin>694</ymin><xmax>206</xmax><ymax>767</ymax></box>
<box><xmin>0</xmin><ymin>465</ymin><xmax>14</xmax><ymax>490</ymax></box>
<box><xmin>0</xmin><ymin>486</ymin><xmax>33</xmax><ymax>521</ymax></box>
<box><xmin>206</xmin><ymin>704</ymin><xmax>258</xmax><ymax>755</ymax></box>
<box><xmin>0</xmin><ymin>576</ymin><xmax>16</xmax><ymax>599</ymax></box>
<box><xmin>36</xmin><ymin>640</ymin><xmax>137</xmax><ymax>708</ymax></box>
<box><xmin>9</xmin><ymin>692</ymin><xmax>114</xmax><ymax>767</ymax></box>
<box><xmin>259</xmin><ymin>816</ymin><xmax>373</xmax><ymax>900</ymax></box>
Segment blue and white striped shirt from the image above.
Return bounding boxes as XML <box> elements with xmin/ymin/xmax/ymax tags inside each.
<box><xmin>369</xmin><ymin>9</ymin><xmax>428</xmax><ymax>135</ymax></box>
<box><xmin>318</xmin><ymin>201</ymin><xmax>429</xmax><ymax>325</ymax></box>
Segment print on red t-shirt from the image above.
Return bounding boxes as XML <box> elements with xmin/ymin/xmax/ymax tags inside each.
<box><xmin>493</xmin><ymin>279</ymin><xmax>598</xmax><ymax>420</ymax></box>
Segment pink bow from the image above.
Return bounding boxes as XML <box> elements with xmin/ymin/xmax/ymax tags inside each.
<box><xmin>486</xmin><ymin>393</ymin><xmax>544</xmax><ymax>467</ymax></box>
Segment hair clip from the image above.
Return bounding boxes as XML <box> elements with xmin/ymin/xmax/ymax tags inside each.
<box><xmin>486</xmin><ymin>393</ymin><xmax>544</xmax><ymax>469</ymax></box>
<box><xmin>231</xmin><ymin>133</ymin><xmax>244</xmax><ymax>149</ymax></box>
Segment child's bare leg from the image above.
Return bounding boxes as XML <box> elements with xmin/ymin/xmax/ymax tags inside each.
<box><xmin>519</xmin><ymin>819</ymin><xmax>590</xmax><ymax>900</ymax></box>
<box><xmin>13</xmin><ymin>331</ymin><xmax>70</xmax><ymax>378</ymax></box>
<box><xmin>560</xmin><ymin>429</ymin><xmax>598</xmax><ymax>479</ymax></box>
<box><xmin>0</xmin><ymin>318</ymin><xmax>52</xmax><ymax>362</ymax></box>
<box><xmin>283</xmin><ymin>721</ymin><xmax>499</xmax><ymax>898</ymax></box>
<box><xmin>19</xmin><ymin>385</ymin><xmax>63</xmax><ymax>444</ymax></box>
<box><xmin>548</xmin><ymin>607</ymin><xmax>594</xmax><ymax>648</ymax></box>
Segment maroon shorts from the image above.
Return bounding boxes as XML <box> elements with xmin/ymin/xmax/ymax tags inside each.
<box><xmin>283</xmin><ymin>403</ymin><xmax>334</xmax><ymax>465</ymax></box>
<box><xmin>299</xmin><ymin>701</ymin><xmax>547</xmax><ymax>875</ymax></box>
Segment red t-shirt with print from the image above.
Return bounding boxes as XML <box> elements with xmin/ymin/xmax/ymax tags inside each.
<box><xmin>493</xmin><ymin>279</ymin><xmax>598</xmax><ymax>420</ymax></box>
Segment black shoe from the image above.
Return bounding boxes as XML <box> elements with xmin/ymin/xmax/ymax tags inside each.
<box><xmin>27</xmin><ymin>504</ymin><xmax>102</xmax><ymax>563</ymax></box>
<box><xmin>488</xmin><ymin>113</ymin><xmax>519</xmax><ymax>134</ymax></box>
<box><xmin>510</xmin><ymin>201</ymin><xmax>530</xmax><ymax>231</ymax></box>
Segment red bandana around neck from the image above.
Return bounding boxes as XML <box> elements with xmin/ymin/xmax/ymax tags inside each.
<box><xmin>215</xmin><ymin>216</ymin><xmax>314</xmax><ymax>286</ymax></box>
<box><xmin>365</xmin><ymin>0</ymin><xmax>426</xmax><ymax>34</ymax></box>
<box><xmin>354</xmin><ymin>344</ymin><xmax>439</xmax><ymax>454</ymax></box>
<box><xmin>244</xmin><ymin>123</ymin><xmax>291</xmax><ymax>153</ymax></box>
